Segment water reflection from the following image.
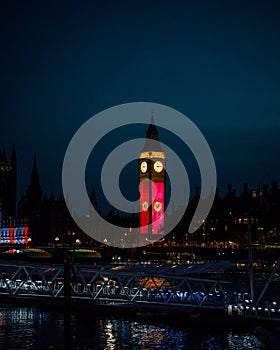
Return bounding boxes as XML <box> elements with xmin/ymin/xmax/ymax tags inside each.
<box><xmin>0</xmin><ymin>305</ymin><xmax>51</xmax><ymax>349</ymax></box>
<box><xmin>104</xmin><ymin>321</ymin><xmax>116</xmax><ymax>350</ymax></box>
<box><xmin>227</xmin><ymin>332</ymin><xmax>265</xmax><ymax>350</ymax></box>
<box><xmin>131</xmin><ymin>323</ymin><xmax>164</xmax><ymax>345</ymax></box>
<box><xmin>0</xmin><ymin>305</ymin><xmax>265</xmax><ymax>349</ymax></box>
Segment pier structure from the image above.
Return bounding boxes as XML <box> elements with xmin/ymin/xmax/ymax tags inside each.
<box><xmin>0</xmin><ymin>261</ymin><xmax>232</xmax><ymax>307</ymax></box>
<box><xmin>0</xmin><ymin>261</ymin><xmax>279</xmax><ymax>324</ymax></box>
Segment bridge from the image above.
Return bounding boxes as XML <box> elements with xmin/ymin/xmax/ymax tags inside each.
<box><xmin>0</xmin><ymin>260</ymin><xmax>279</xmax><ymax>324</ymax></box>
<box><xmin>0</xmin><ymin>261</ymin><xmax>233</xmax><ymax>306</ymax></box>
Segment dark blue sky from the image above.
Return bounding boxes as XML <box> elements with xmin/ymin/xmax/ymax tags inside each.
<box><xmin>1</xmin><ymin>0</ymin><xmax>279</xmax><ymax>199</ymax></box>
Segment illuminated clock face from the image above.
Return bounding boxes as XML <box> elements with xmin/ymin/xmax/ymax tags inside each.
<box><xmin>154</xmin><ymin>201</ymin><xmax>162</xmax><ymax>212</ymax></box>
<box><xmin>154</xmin><ymin>161</ymin><xmax>163</xmax><ymax>173</ymax></box>
<box><xmin>140</xmin><ymin>161</ymin><xmax>148</xmax><ymax>173</ymax></box>
<box><xmin>142</xmin><ymin>201</ymin><xmax>149</xmax><ymax>212</ymax></box>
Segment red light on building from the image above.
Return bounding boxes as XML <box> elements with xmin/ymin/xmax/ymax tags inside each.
<box><xmin>140</xmin><ymin>181</ymin><xmax>150</xmax><ymax>234</ymax></box>
<box><xmin>0</xmin><ymin>225</ymin><xmax>30</xmax><ymax>244</ymax></box>
<box><xmin>139</xmin><ymin>116</ymin><xmax>165</xmax><ymax>236</ymax></box>
<box><xmin>152</xmin><ymin>182</ymin><xmax>164</xmax><ymax>234</ymax></box>
<box><xmin>9</xmin><ymin>228</ymin><xmax>14</xmax><ymax>244</ymax></box>
<box><xmin>23</xmin><ymin>227</ymin><xmax>29</xmax><ymax>245</ymax></box>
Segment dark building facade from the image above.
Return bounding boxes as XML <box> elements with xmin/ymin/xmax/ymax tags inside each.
<box><xmin>17</xmin><ymin>155</ymin><xmax>91</xmax><ymax>245</ymax></box>
<box><xmin>9</xmin><ymin>147</ymin><xmax>280</xmax><ymax>247</ymax></box>
<box><xmin>0</xmin><ymin>147</ymin><xmax>17</xmax><ymax>220</ymax></box>
<box><xmin>18</xmin><ymin>156</ymin><xmax>46</xmax><ymax>244</ymax></box>
<box><xmin>171</xmin><ymin>181</ymin><xmax>280</xmax><ymax>248</ymax></box>
<box><xmin>0</xmin><ymin>147</ymin><xmax>31</xmax><ymax>245</ymax></box>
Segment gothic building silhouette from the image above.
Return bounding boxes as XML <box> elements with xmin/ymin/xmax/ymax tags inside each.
<box><xmin>0</xmin><ymin>146</ymin><xmax>17</xmax><ymax>220</ymax></box>
<box><xmin>1</xmin><ymin>145</ymin><xmax>280</xmax><ymax>247</ymax></box>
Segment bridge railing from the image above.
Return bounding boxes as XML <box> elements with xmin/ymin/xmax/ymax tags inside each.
<box><xmin>0</xmin><ymin>261</ymin><xmax>235</xmax><ymax>307</ymax></box>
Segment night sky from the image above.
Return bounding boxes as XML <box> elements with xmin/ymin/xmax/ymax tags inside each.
<box><xmin>1</xmin><ymin>0</ymin><xmax>279</xmax><ymax>201</ymax></box>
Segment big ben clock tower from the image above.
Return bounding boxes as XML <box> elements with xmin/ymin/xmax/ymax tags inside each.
<box><xmin>139</xmin><ymin>115</ymin><xmax>166</xmax><ymax>236</ymax></box>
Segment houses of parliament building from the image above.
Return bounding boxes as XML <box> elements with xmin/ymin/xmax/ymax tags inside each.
<box><xmin>0</xmin><ymin>144</ymin><xmax>279</xmax><ymax>247</ymax></box>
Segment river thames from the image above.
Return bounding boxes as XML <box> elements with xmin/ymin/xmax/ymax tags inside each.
<box><xmin>0</xmin><ymin>304</ymin><xmax>266</xmax><ymax>350</ymax></box>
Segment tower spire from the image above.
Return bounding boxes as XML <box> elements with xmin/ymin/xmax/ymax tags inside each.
<box><xmin>26</xmin><ymin>154</ymin><xmax>43</xmax><ymax>243</ymax></box>
<box><xmin>139</xmin><ymin>114</ymin><xmax>166</xmax><ymax>239</ymax></box>
<box><xmin>151</xmin><ymin>111</ymin><xmax>155</xmax><ymax>124</ymax></box>
<box><xmin>146</xmin><ymin>113</ymin><xmax>159</xmax><ymax>141</ymax></box>
<box><xmin>30</xmin><ymin>155</ymin><xmax>38</xmax><ymax>184</ymax></box>
<box><xmin>141</xmin><ymin>113</ymin><xmax>163</xmax><ymax>153</ymax></box>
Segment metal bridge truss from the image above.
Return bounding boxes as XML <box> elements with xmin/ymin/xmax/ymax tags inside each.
<box><xmin>0</xmin><ymin>262</ymin><xmax>233</xmax><ymax>308</ymax></box>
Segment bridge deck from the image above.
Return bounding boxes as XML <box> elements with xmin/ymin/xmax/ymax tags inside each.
<box><xmin>0</xmin><ymin>260</ymin><xmax>279</xmax><ymax>323</ymax></box>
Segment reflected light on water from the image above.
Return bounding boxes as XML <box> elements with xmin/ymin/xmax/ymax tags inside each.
<box><xmin>131</xmin><ymin>324</ymin><xmax>164</xmax><ymax>346</ymax></box>
<box><xmin>104</xmin><ymin>321</ymin><xmax>116</xmax><ymax>350</ymax></box>
<box><xmin>0</xmin><ymin>305</ymin><xmax>266</xmax><ymax>350</ymax></box>
<box><xmin>227</xmin><ymin>332</ymin><xmax>265</xmax><ymax>349</ymax></box>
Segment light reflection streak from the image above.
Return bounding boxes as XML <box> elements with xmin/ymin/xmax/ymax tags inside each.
<box><xmin>0</xmin><ymin>306</ymin><xmax>266</xmax><ymax>349</ymax></box>
<box><xmin>104</xmin><ymin>320</ymin><xmax>116</xmax><ymax>350</ymax></box>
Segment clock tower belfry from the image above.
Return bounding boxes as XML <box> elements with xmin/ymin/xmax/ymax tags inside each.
<box><xmin>139</xmin><ymin>115</ymin><xmax>166</xmax><ymax>236</ymax></box>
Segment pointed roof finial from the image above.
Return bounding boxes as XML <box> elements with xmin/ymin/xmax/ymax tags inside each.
<box><xmin>146</xmin><ymin>112</ymin><xmax>159</xmax><ymax>141</ymax></box>
<box><xmin>31</xmin><ymin>154</ymin><xmax>39</xmax><ymax>180</ymax></box>
<box><xmin>140</xmin><ymin>113</ymin><xmax>164</xmax><ymax>152</ymax></box>
<box><xmin>151</xmin><ymin>111</ymin><xmax>155</xmax><ymax>124</ymax></box>
<box><xmin>33</xmin><ymin>154</ymin><xmax>37</xmax><ymax>168</ymax></box>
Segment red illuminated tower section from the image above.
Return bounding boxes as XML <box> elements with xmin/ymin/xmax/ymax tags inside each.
<box><xmin>139</xmin><ymin>116</ymin><xmax>165</xmax><ymax>236</ymax></box>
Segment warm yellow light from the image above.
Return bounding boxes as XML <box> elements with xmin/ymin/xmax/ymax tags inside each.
<box><xmin>139</xmin><ymin>151</ymin><xmax>166</xmax><ymax>159</ymax></box>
